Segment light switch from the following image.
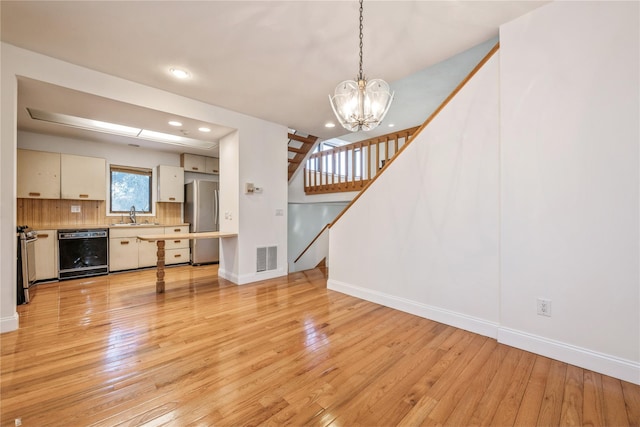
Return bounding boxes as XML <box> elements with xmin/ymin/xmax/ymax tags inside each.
<box><xmin>275</xmin><ymin>209</ymin><xmax>284</xmax><ymax>216</ymax></box>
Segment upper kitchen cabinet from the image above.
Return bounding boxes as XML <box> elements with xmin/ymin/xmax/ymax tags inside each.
<box><xmin>181</xmin><ymin>153</ymin><xmax>219</xmax><ymax>175</ymax></box>
<box><xmin>181</xmin><ymin>153</ymin><xmax>205</xmax><ymax>173</ymax></box>
<box><xmin>205</xmin><ymin>156</ymin><xmax>220</xmax><ymax>174</ymax></box>
<box><xmin>17</xmin><ymin>149</ymin><xmax>61</xmax><ymax>199</ymax></box>
<box><xmin>157</xmin><ymin>165</ymin><xmax>184</xmax><ymax>202</ymax></box>
<box><xmin>60</xmin><ymin>154</ymin><xmax>106</xmax><ymax>200</ymax></box>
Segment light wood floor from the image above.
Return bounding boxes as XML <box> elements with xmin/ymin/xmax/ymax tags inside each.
<box><xmin>1</xmin><ymin>265</ymin><xmax>639</xmax><ymax>426</ymax></box>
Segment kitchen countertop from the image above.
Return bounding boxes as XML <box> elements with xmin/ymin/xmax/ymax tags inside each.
<box><xmin>137</xmin><ymin>231</ymin><xmax>237</xmax><ymax>241</ymax></box>
<box><xmin>32</xmin><ymin>223</ymin><xmax>189</xmax><ymax>231</ymax></box>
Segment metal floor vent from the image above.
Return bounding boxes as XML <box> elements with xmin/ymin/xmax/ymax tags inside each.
<box><xmin>257</xmin><ymin>246</ymin><xmax>277</xmax><ymax>272</ymax></box>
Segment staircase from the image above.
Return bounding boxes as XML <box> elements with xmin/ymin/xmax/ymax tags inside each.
<box><xmin>288</xmin><ymin>131</ymin><xmax>318</xmax><ymax>180</ymax></box>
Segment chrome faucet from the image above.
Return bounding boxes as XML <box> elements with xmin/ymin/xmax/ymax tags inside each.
<box><xmin>130</xmin><ymin>205</ymin><xmax>136</xmax><ymax>224</ymax></box>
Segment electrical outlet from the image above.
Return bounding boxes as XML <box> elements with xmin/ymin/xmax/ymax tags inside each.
<box><xmin>537</xmin><ymin>298</ymin><xmax>552</xmax><ymax>317</ymax></box>
<box><xmin>71</xmin><ymin>205</ymin><xmax>81</xmax><ymax>213</ymax></box>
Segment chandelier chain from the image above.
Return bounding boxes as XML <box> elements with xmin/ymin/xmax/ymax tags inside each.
<box><xmin>358</xmin><ymin>0</ymin><xmax>364</xmax><ymax>80</ymax></box>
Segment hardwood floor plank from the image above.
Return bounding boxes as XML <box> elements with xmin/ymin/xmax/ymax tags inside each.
<box><xmin>602</xmin><ymin>374</ymin><xmax>631</xmax><ymax>426</ymax></box>
<box><xmin>1</xmin><ymin>265</ymin><xmax>639</xmax><ymax>427</ymax></box>
<box><xmin>583</xmin><ymin>371</ymin><xmax>606</xmax><ymax>427</ymax></box>
<box><xmin>559</xmin><ymin>364</ymin><xmax>584</xmax><ymax>426</ymax></box>
<box><xmin>471</xmin><ymin>347</ymin><xmax>524</xmax><ymax>425</ymax></box>
<box><xmin>488</xmin><ymin>350</ymin><xmax>537</xmax><ymax>426</ymax></box>
<box><xmin>513</xmin><ymin>355</ymin><xmax>552</xmax><ymax>425</ymax></box>
<box><xmin>622</xmin><ymin>380</ymin><xmax>640</xmax><ymax>426</ymax></box>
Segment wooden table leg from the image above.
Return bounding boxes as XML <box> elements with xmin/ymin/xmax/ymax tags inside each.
<box><xmin>156</xmin><ymin>240</ymin><xmax>165</xmax><ymax>293</ymax></box>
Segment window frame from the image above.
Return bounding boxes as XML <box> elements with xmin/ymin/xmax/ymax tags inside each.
<box><xmin>109</xmin><ymin>164</ymin><xmax>153</xmax><ymax>214</ymax></box>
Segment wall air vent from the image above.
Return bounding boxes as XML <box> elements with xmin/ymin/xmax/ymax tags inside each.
<box><xmin>257</xmin><ymin>246</ymin><xmax>277</xmax><ymax>272</ymax></box>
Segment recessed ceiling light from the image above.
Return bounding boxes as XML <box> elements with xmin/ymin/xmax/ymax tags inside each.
<box><xmin>198</xmin><ymin>127</ymin><xmax>211</xmax><ymax>132</ymax></box>
<box><xmin>388</xmin><ymin>123</ymin><xmax>395</xmax><ymax>128</ymax></box>
<box><xmin>168</xmin><ymin>120</ymin><xmax>182</xmax><ymax>127</ymax></box>
<box><xmin>169</xmin><ymin>68</ymin><xmax>190</xmax><ymax>79</ymax></box>
<box><xmin>325</xmin><ymin>122</ymin><xmax>336</xmax><ymax>128</ymax></box>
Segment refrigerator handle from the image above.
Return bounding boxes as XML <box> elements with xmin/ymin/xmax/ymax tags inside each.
<box><xmin>214</xmin><ymin>189</ymin><xmax>219</xmax><ymax>225</ymax></box>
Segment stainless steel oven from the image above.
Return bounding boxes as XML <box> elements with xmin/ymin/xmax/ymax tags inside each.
<box><xmin>58</xmin><ymin>229</ymin><xmax>109</xmax><ymax>280</ymax></box>
<box><xmin>17</xmin><ymin>226</ymin><xmax>37</xmax><ymax>304</ymax></box>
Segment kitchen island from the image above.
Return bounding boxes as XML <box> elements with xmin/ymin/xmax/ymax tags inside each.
<box><xmin>138</xmin><ymin>231</ymin><xmax>238</xmax><ymax>293</ymax></box>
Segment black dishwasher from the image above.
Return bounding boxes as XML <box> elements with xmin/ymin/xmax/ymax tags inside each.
<box><xmin>58</xmin><ymin>229</ymin><xmax>109</xmax><ymax>280</ymax></box>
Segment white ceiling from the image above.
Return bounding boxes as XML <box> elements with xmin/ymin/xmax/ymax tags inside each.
<box><xmin>1</xmin><ymin>1</ymin><xmax>547</xmax><ymax>154</ymax></box>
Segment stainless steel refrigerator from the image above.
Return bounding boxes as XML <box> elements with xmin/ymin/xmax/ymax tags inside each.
<box><xmin>184</xmin><ymin>180</ymin><xmax>219</xmax><ymax>264</ymax></box>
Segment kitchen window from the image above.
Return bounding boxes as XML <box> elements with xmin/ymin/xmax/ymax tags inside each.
<box><xmin>110</xmin><ymin>165</ymin><xmax>152</xmax><ymax>213</ymax></box>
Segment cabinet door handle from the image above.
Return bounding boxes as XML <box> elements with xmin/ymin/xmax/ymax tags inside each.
<box><xmin>174</xmin><ymin>228</ymin><xmax>180</xmax><ymax>232</ymax></box>
<box><xmin>169</xmin><ymin>197</ymin><xmax>176</xmax><ymax>201</ymax></box>
<box><xmin>174</xmin><ymin>240</ymin><xmax>181</xmax><ymax>243</ymax></box>
<box><xmin>192</xmin><ymin>167</ymin><xmax>199</xmax><ymax>171</ymax></box>
<box><xmin>174</xmin><ymin>254</ymin><xmax>181</xmax><ymax>258</ymax></box>
<box><xmin>38</xmin><ymin>234</ymin><xmax>49</xmax><ymax>238</ymax></box>
<box><xmin>29</xmin><ymin>192</ymin><xmax>41</xmax><ymax>197</ymax></box>
<box><xmin>79</xmin><ymin>194</ymin><xmax>89</xmax><ymax>198</ymax></box>
<box><xmin>121</xmin><ymin>240</ymin><xmax>130</xmax><ymax>245</ymax></box>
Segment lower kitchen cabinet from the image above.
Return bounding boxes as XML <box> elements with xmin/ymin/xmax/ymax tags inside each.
<box><xmin>109</xmin><ymin>227</ymin><xmax>159</xmax><ymax>272</ymax></box>
<box><xmin>138</xmin><ymin>239</ymin><xmax>159</xmax><ymax>268</ymax></box>
<box><xmin>109</xmin><ymin>237</ymin><xmax>139</xmax><ymax>271</ymax></box>
<box><xmin>163</xmin><ymin>226</ymin><xmax>189</xmax><ymax>265</ymax></box>
<box><xmin>34</xmin><ymin>229</ymin><xmax>58</xmax><ymax>281</ymax></box>
<box><xmin>109</xmin><ymin>225</ymin><xmax>189</xmax><ymax>272</ymax></box>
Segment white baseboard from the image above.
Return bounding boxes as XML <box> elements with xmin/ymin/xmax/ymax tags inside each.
<box><xmin>237</xmin><ymin>268</ymin><xmax>287</xmax><ymax>285</ymax></box>
<box><xmin>0</xmin><ymin>312</ymin><xmax>19</xmax><ymax>333</ymax></box>
<box><xmin>218</xmin><ymin>268</ymin><xmax>287</xmax><ymax>286</ymax></box>
<box><xmin>498</xmin><ymin>327</ymin><xmax>640</xmax><ymax>385</ymax></box>
<box><xmin>327</xmin><ymin>279</ymin><xmax>499</xmax><ymax>339</ymax></box>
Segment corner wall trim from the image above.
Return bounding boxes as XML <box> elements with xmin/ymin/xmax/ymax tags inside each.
<box><xmin>0</xmin><ymin>312</ymin><xmax>19</xmax><ymax>333</ymax></box>
<box><xmin>327</xmin><ymin>279</ymin><xmax>499</xmax><ymax>339</ymax></box>
<box><xmin>498</xmin><ymin>327</ymin><xmax>640</xmax><ymax>385</ymax></box>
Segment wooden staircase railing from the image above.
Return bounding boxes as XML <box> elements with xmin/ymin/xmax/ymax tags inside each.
<box><xmin>303</xmin><ymin>126</ymin><xmax>420</xmax><ymax>194</ymax></box>
<box><xmin>288</xmin><ymin>132</ymin><xmax>318</xmax><ymax>180</ymax></box>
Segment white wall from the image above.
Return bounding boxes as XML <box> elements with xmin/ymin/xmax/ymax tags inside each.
<box><xmin>288</xmin><ymin>201</ymin><xmax>348</xmax><ymax>270</ymax></box>
<box><xmin>1</xmin><ymin>43</ymin><xmax>288</xmax><ymax>332</ymax></box>
<box><xmin>329</xmin><ymin>52</ymin><xmax>501</xmax><ymax>338</ymax></box>
<box><xmin>0</xmin><ymin>44</ymin><xmax>19</xmax><ymax>332</ymax></box>
<box><xmin>329</xmin><ymin>1</ymin><xmax>640</xmax><ymax>384</ymax></box>
<box><xmin>235</xmin><ymin>120</ymin><xmax>289</xmax><ymax>284</ymax></box>
<box><xmin>499</xmin><ymin>1</ymin><xmax>639</xmax><ymax>382</ymax></box>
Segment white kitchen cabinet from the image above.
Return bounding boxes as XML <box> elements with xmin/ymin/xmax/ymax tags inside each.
<box><xmin>180</xmin><ymin>154</ymin><xmax>206</xmax><ymax>173</ymax></box>
<box><xmin>17</xmin><ymin>149</ymin><xmax>61</xmax><ymax>199</ymax></box>
<box><xmin>205</xmin><ymin>156</ymin><xmax>220</xmax><ymax>174</ymax></box>
<box><xmin>138</xmin><ymin>239</ymin><xmax>159</xmax><ymax>268</ymax></box>
<box><xmin>157</xmin><ymin>165</ymin><xmax>184</xmax><ymax>203</ymax></box>
<box><xmin>163</xmin><ymin>225</ymin><xmax>190</xmax><ymax>265</ymax></box>
<box><xmin>109</xmin><ymin>237</ymin><xmax>139</xmax><ymax>271</ymax></box>
<box><xmin>34</xmin><ymin>229</ymin><xmax>58</xmax><ymax>281</ymax></box>
<box><xmin>181</xmin><ymin>153</ymin><xmax>219</xmax><ymax>175</ymax></box>
<box><xmin>61</xmin><ymin>154</ymin><xmax>106</xmax><ymax>200</ymax></box>
<box><xmin>109</xmin><ymin>227</ymin><xmax>160</xmax><ymax>271</ymax></box>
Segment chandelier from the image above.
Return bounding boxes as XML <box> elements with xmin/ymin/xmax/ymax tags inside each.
<box><xmin>329</xmin><ymin>0</ymin><xmax>394</xmax><ymax>132</ymax></box>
